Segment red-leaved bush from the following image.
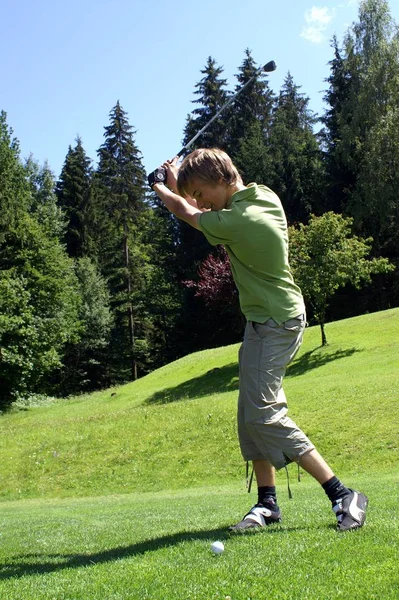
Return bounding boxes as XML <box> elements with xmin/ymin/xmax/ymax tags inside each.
<box><xmin>183</xmin><ymin>247</ymin><xmax>238</xmax><ymax>308</ymax></box>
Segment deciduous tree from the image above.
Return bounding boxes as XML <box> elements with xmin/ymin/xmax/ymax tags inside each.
<box><xmin>183</xmin><ymin>247</ymin><xmax>244</xmax><ymax>345</ymax></box>
<box><xmin>56</xmin><ymin>256</ymin><xmax>113</xmax><ymax>394</ymax></box>
<box><xmin>288</xmin><ymin>212</ymin><xmax>394</xmax><ymax>345</ymax></box>
<box><xmin>0</xmin><ymin>113</ymin><xmax>81</xmax><ymax>407</ymax></box>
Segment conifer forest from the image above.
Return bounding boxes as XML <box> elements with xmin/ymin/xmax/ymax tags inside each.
<box><xmin>1</xmin><ymin>0</ymin><xmax>398</xmax><ymax>409</ymax></box>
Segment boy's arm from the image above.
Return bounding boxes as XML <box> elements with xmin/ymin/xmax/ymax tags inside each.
<box><xmin>153</xmin><ymin>183</ymin><xmax>202</xmax><ymax>230</ymax></box>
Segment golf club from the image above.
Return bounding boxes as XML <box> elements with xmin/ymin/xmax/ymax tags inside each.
<box><xmin>148</xmin><ymin>60</ymin><xmax>277</xmax><ymax>188</ymax></box>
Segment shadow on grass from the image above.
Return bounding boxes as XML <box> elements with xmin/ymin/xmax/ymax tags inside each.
<box><xmin>0</xmin><ymin>523</ymin><xmax>334</xmax><ymax>580</ymax></box>
<box><xmin>287</xmin><ymin>346</ymin><xmax>361</xmax><ymax>378</ymax></box>
<box><xmin>145</xmin><ymin>346</ymin><xmax>361</xmax><ymax>405</ymax></box>
<box><xmin>0</xmin><ymin>526</ymin><xmax>226</xmax><ymax>579</ymax></box>
<box><xmin>145</xmin><ymin>362</ymin><xmax>239</xmax><ymax>404</ymax></box>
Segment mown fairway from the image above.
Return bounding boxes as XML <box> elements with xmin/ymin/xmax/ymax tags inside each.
<box><xmin>0</xmin><ymin>309</ymin><xmax>398</xmax><ymax>599</ymax></box>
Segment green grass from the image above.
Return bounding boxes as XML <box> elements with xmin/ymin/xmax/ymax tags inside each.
<box><xmin>0</xmin><ymin>309</ymin><xmax>398</xmax><ymax>599</ymax></box>
<box><xmin>0</xmin><ymin>476</ymin><xmax>398</xmax><ymax>600</ymax></box>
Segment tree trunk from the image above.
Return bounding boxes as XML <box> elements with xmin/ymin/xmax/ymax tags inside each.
<box><xmin>124</xmin><ymin>230</ymin><xmax>137</xmax><ymax>380</ymax></box>
<box><xmin>320</xmin><ymin>321</ymin><xmax>328</xmax><ymax>346</ymax></box>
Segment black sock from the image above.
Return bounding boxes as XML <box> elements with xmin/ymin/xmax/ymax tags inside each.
<box><xmin>322</xmin><ymin>476</ymin><xmax>350</xmax><ymax>504</ymax></box>
<box><xmin>258</xmin><ymin>486</ymin><xmax>277</xmax><ymax>507</ymax></box>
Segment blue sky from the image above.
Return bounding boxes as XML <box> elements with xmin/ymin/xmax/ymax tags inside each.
<box><xmin>2</xmin><ymin>0</ymin><xmax>398</xmax><ymax>179</ymax></box>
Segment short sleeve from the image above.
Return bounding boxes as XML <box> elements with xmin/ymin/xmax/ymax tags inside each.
<box><xmin>198</xmin><ymin>210</ymin><xmax>238</xmax><ymax>246</ymax></box>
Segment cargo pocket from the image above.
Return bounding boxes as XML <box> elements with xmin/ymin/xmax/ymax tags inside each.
<box><xmin>283</xmin><ymin>318</ymin><xmax>305</xmax><ymax>333</ymax></box>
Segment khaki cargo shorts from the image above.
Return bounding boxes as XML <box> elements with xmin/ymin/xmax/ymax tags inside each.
<box><xmin>238</xmin><ymin>315</ymin><xmax>315</xmax><ymax>470</ymax></box>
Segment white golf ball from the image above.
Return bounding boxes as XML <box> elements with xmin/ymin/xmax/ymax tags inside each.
<box><xmin>211</xmin><ymin>541</ymin><xmax>224</xmax><ymax>554</ymax></box>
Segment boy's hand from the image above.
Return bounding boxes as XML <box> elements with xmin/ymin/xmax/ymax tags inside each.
<box><xmin>161</xmin><ymin>156</ymin><xmax>180</xmax><ymax>194</ymax></box>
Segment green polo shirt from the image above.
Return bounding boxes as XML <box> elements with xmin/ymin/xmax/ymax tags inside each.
<box><xmin>198</xmin><ymin>183</ymin><xmax>305</xmax><ymax>324</ymax></box>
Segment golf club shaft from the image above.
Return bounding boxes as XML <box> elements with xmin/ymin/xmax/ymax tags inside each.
<box><xmin>176</xmin><ymin>60</ymin><xmax>276</xmax><ymax>157</ymax></box>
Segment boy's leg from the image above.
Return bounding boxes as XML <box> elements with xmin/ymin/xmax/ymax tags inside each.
<box><xmin>253</xmin><ymin>459</ymin><xmax>280</xmax><ymax>512</ymax></box>
<box><xmin>234</xmin><ymin>319</ymin><xmax>368</xmax><ymax>532</ymax></box>
<box><xmin>253</xmin><ymin>459</ymin><xmax>275</xmax><ymax>486</ymax></box>
<box><xmin>298</xmin><ymin>449</ymin><xmax>368</xmax><ymax>531</ymax></box>
<box><xmin>231</xmin><ymin>318</ymin><xmax>306</xmax><ymax>532</ymax></box>
<box><xmin>253</xmin><ymin>459</ymin><xmax>279</xmax><ymax>505</ymax></box>
<box><xmin>297</xmin><ymin>448</ymin><xmax>334</xmax><ymax>484</ymax></box>
<box><xmin>237</xmin><ymin>317</ymin><xmax>314</xmax><ymax>471</ymax></box>
<box><xmin>229</xmin><ymin>459</ymin><xmax>282</xmax><ymax>532</ymax></box>
<box><xmin>232</xmin><ymin>450</ymin><xmax>368</xmax><ymax>533</ymax></box>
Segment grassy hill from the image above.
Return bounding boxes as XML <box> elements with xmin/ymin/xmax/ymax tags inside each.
<box><xmin>0</xmin><ymin>308</ymin><xmax>398</xmax><ymax>502</ymax></box>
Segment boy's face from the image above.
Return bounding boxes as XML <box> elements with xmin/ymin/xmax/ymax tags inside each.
<box><xmin>185</xmin><ymin>178</ymin><xmax>230</xmax><ymax>211</ymax></box>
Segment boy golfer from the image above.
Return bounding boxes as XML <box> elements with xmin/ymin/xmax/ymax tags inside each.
<box><xmin>150</xmin><ymin>148</ymin><xmax>368</xmax><ymax>532</ymax></box>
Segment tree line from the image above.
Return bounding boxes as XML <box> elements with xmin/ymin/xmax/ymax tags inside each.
<box><xmin>1</xmin><ymin>0</ymin><xmax>398</xmax><ymax>409</ymax></box>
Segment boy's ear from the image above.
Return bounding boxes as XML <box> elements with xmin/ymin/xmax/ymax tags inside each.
<box><xmin>185</xmin><ymin>196</ymin><xmax>200</xmax><ymax>209</ymax></box>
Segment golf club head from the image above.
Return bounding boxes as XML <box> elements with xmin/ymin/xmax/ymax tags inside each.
<box><xmin>263</xmin><ymin>61</ymin><xmax>277</xmax><ymax>72</ymax></box>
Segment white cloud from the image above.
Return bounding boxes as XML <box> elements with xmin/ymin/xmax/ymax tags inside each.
<box><xmin>306</xmin><ymin>6</ymin><xmax>333</xmax><ymax>25</ymax></box>
<box><xmin>301</xmin><ymin>6</ymin><xmax>334</xmax><ymax>44</ymax></box>
<box><xmin>301</xmin><ymin>25</ymin><xmax>325</xmax><ymax>44</ymax></box>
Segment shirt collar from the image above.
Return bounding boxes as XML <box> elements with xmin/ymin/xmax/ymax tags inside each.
<box><xmin>226</xmin><ymin>183</ymin><xmax>257</xmax><ymax>208</ymax></box>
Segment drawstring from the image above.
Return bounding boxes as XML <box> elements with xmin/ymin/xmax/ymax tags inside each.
<box><xmin>285</xmin><ymin>465</ymin><xmax>293</xmax><ymax>499</ymax></box>
<box><xmin>245</xmin><ymin>460</ymin><xmax>301</xmax><ymax>498</ymax></box>
<box><xmin>284</xmin><ymin>461</ymin><xmax>301</xmax><ymax>499</ymax></box>
<box><xmin>246</xmin><ymin>461</ymin><xmax>254</xmax><ymax>493</ymax></box>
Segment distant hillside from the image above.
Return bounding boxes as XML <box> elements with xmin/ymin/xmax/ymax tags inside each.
<box><xmin>0</xmin><ymin>309</ymin><xmax>398</xmax><ymax>502</ymax></box>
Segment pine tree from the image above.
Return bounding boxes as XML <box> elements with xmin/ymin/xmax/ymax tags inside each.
<box><xmin>170</xmin><ymin>58</ymin><xmax>231</xmax><ymax>353</ymax></box>
<box><xmin>0</xmin><ymin>111</ymin><xmax>30</xmax><ymax>244</ymax></box>
<box><xmin>268</xmin><ymin>73</ymin><xmax>324</xmax><ymax>224</ymax></box>
<box><xmin>56</xmin><ymin>137</ymin><xmax>92</xmax><ymax>258</ymax></box>
<box><xmin>93</xmin><ymin>101</ymin><xmax>147</xmax><ymax>381</ymax></box>
<box><xmin>226</xmin><ymin>49</ymin><xmax>275</xmax><ymax>168</ymax></box>
<box><xmin>138</xmin><ymin>197</ymin><xmax>183</xmax><ymax>369</ymax></box>
<box><xmin>182</xmin><ymin>56</ymin><xmax>229</xmax><ymax>152</ymax></box>
<box><xmin>320</xmin><ymin>36</ymin><xmax>356</xmax><ymax>213</ymax></box>
<box><xmin>177</xmin><ymin>57</ymin><xmax>230</xmax><ymax>276</ymax></box>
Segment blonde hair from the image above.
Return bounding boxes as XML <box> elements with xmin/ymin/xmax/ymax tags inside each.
<box><xmin>177</xmin><ymin>148</ymin><xmax>242</xmax><ymax>197</ymax></box>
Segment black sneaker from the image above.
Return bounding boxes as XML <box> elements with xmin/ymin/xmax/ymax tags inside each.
<box><xmin>333</xmin><ymin>489</ymin><xmax>368</xmax><ymax>531</ymax></box>
<box><xmin>229</xmin><ymin>503</ymin><xmax>282</xmax><ymax>532</ymax></box>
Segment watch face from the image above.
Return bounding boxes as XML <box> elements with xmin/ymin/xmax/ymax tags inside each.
<box><xmin>156</xmin><ymin>172</ymin><xmax>163</xmax><ymax>181</ymax></box>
